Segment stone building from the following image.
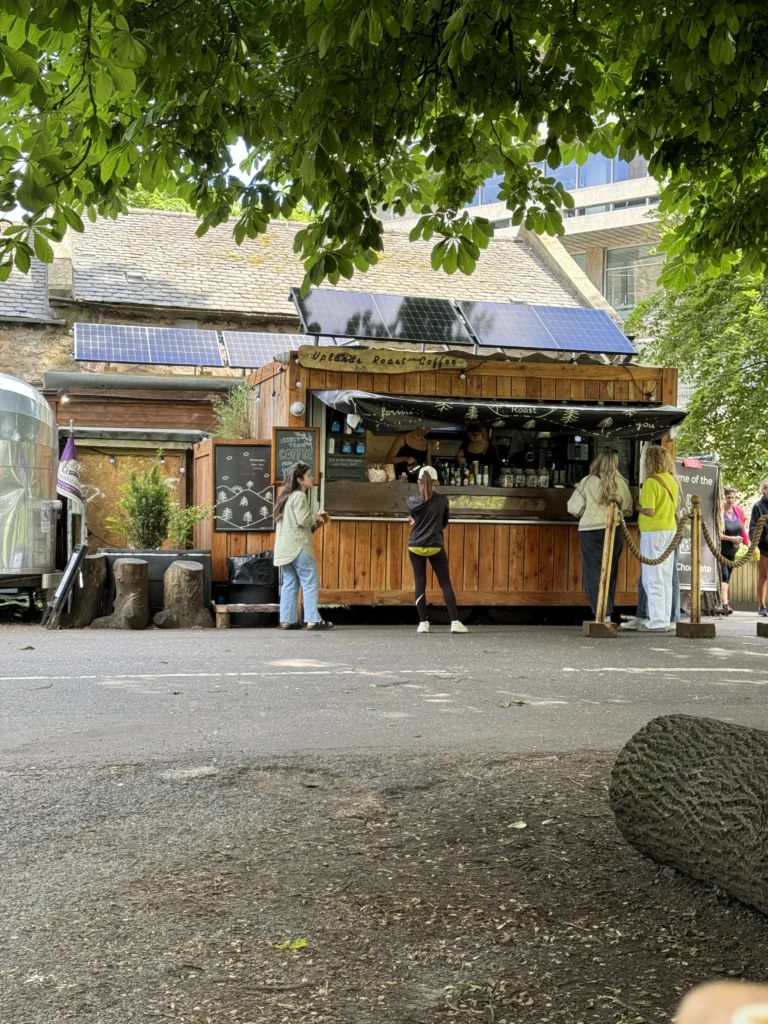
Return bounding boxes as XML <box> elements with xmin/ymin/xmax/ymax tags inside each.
<box><xmin>0</xmin><ymin>209</ymin><xmax>618</xmax><ymax>547</ymax></box>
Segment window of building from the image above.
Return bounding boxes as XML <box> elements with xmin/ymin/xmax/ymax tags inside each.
<box><xmin>604</xmin><ymin>244</ymin><xmax>664</xmax><ymax>319</ymax></box>
<box><xmin>545</xmin><ymin>161</ymin><xmax>578</xmax><ymax>191</ymax></box>
<box><xmin>480</xmin><ymin>172</ymin><xmax>504</xmax><ymax>205</ymax></box>
<box><xmin>491</xmin><ymin>218</ymin><xmax>512</xmax><ymax>229</ymax></box>
<box><xmin>571</xmin><ymin>252</ymin><xmax>587</xmax><ymax>272</ymax></box>
<box><xmin>577</xmin><ymin>154</ymin><xmax>613</xmax><ymax>188</ymax></box>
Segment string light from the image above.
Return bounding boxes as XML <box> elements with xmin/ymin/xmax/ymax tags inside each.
<box><xmin>108</xmin><ymin>455</ymin><xmax>116</xmax><ymax>464</ymax></box>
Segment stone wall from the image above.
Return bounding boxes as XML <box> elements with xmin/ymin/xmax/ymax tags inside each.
<box><xmin>0</xmin><ymin>300</ymin><xmax>301</xmax><ymax>385</ymax></box>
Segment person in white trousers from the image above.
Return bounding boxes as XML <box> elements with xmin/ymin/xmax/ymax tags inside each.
<box><xmin>637</xmin><ymin>446</ymin><xmax>680</xmax><ymax>633</ymax></box>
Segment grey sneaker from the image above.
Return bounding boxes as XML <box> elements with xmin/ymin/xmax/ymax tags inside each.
<box><xmin>619</xmin><ymin>617</ymin><xmax>647</xmax><ymax>631</ymax></box>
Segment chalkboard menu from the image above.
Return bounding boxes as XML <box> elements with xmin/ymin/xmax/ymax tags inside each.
<box><xmin>214</xmin><ymin>443</ymin><xmax>273</xmax><ymax>532</ymax></box>
<box><xmin>271</xmin><ymin>427</ymin><xmax>320</xmax><ymax>483</ymax></box>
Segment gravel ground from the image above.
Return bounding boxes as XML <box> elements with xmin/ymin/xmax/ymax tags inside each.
<box><xmin>2</xmin><ymin>749</ymin><xmax>767</xmax><ymax>1024</ymax></box>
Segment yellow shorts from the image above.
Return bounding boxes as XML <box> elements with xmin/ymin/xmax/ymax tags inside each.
<box><xmin>408</xmin><ymin>546</ymin><xmax>442</xmax><ymax>557</ymax></box>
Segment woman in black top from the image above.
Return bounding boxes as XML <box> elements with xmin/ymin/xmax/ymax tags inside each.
<box><xmin>406</xmin><ymin>466</ymin><xmax>467</xmax><ymax>634</ymax></box>
<box><xmin>386</xmin><ymin>427</ymin><xmax>432</xmax><ymax>481</ymax></box>
<box><xmin>456</xmin><ymin>425</ymin><xmax>500</xmax><ymax>479</ymax></box>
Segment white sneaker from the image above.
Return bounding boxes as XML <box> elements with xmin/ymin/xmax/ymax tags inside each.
<box><xmin>619</xmin><ymin>617</ymin><xmax>647</xmax><ymax>631</ymax></box>
<box><xmin>451</xmin><ymin>620</ymin><xmax>469</xmax><ymax>634</ymax></box>
<box><xmin>641</xmin><ymin>623</ymin><xmax>675</xmax><ymax>633</ymax></box>
<box><xmin>417</xmin><ymin>621</ymin><xmax>430</xmax><ymax>633</ymax></box>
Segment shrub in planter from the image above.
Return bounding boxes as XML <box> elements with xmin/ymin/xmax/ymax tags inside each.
<box><xmin>107</xmin><ymin>456</ymin><xmax>210</xmax><ymax>549</ymax></box>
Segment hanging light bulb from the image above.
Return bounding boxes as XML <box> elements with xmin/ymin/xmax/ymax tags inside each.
<box><xmin>108</xmin><ymin>455</ymin><xmax>116</xmax><ymax>464</ymax></box>
<box><xmin>159</xmin><ymin>455</ymin><xmax>166</xmax><ymax>465</ymax></box>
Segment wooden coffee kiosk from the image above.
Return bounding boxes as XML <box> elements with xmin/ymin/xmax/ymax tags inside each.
<box><xmin>215</xmin><ymin>343</ymin><xmax>681</xmax><ymax>613</ymax></box>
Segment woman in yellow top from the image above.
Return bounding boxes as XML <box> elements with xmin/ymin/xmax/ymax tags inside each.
<box><xmin>638</xmin><ymin>446</ymin><xmax>680</xmax><ymax>632</ymax></box>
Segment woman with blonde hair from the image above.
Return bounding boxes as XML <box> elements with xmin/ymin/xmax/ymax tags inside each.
<box><xmin>406</xmin><ymin>466</ymin><xmax>467</xmax><ymax>634</ymax></box>
<box><xmin>638</xmin><ymin>445</ymin><xmax>680</xmax><ymax>632</ymax></box>
<box><xmin>567</xmin><ymin>448</ymin><xmax>633</xmax><ymax>618</ymax></box>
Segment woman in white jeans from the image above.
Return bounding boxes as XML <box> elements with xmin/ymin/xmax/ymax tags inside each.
<box><xmin>273</xmin><ymin>462</ymin><xmax>332</xmax><ymax>630</ymax></box>
<box><xmin>638</xmin><ymin>446</ymin><xmax>680</xmax><ymax>633</ymax></box>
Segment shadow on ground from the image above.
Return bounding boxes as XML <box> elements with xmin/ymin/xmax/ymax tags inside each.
<box><xmin>2</xmin><ymin>751</ymin><xmax>765</xmax><ymax>1023</ymax></box>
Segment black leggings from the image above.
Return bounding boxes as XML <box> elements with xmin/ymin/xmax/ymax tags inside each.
<box><xmin>408</xmin><ymin>549</ymin><xmax>459</xmax><ymax>622</ymax></box>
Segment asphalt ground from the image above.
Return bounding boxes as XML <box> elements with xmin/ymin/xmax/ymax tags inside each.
<box><xmin>0</xmin><ymin>613</ymin><xmax>766</xmax><ymax>769</ymax></box>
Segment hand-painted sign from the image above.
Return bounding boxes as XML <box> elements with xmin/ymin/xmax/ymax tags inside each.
<box><xmin>298</xmin><ymin>346</ymin><xmax>467</xmax><ymax>374</ymax></box>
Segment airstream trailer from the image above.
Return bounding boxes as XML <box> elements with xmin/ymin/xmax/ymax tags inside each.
<box><xmin>0</xmin><ymin>373</ymin><xmax>61</xmax><ymax>588</ymax></box>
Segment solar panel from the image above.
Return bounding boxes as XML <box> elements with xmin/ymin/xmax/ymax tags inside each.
<box><xmin>74</xmin><ymin>323</ymin><xmax>224</xmax><ymax>366</ymax></box>
<box><xmin>457</xmin><ymin>300</ymin><xmax>560</xmax><ymax>350</ymax></box>
<box><xmin>222</xmin><ymin>331</ymin><xmax>316</xmax><ymax>368</ymax></box>
<box><xmin>290</xmin><ymin>287</ymin><xmax>388</xmax><ymax>340</ymax></box>
<box><xmin>371</xmin><ymin>294</ymin><xmax>475</xmax><ymax>346</ymax></box>
<box><xmin>532</xmin><ymin>306</ymin><xmax>636</xmax><ymax>355</ymax></box>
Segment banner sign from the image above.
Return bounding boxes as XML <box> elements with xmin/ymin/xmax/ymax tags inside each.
<box><xmin>676</xmin><ymin>458</ymin><xmax>719</xmax><ymax>592</ymax></box>
<box><xmin>298</xmin><ymin>346</ymin><xmax>467</xmax><ymax>374</ymax></box>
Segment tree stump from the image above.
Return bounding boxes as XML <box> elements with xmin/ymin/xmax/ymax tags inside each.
<box><xmin>58</xmin><ymin>553</ymin><xmax>107</xmax><ymax>629</ymax></box>
<box><xmin>610</xmin><ymin>715</ymin><xmax>768</xmax><ymax>915</ymax></box>
<box><xmin>90</xmin><ymin>558</ymin><xmax>150</xmax><ymax>630</ymax></box>
<box><xmin>153</xmin><ymin>559</ymin><xmax>213</xmax><ymax>629</ymax></box>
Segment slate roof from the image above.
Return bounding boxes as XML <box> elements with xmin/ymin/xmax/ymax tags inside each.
<box><xmin>67</xmin><ymin>210</ymin><xmax>585</xmax><ymax>316</ymax></box>
<box><xmin>0</xmin><ymin>259</ymin><xmax>52</xmax><ymax>321</ymax></box>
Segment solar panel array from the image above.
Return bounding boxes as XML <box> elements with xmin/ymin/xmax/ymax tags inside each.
<box><xmin>291</xmin><ymin>288</ymin><xmax>475</xmax><ymax>347</ymax></box>
<box><xmin>456</xmin><ymin>301</ymin><xmax>559</xmax><ymax>350</ymax></box>
<box><xmin>222</xmin><ymin>331</ymin><xmax>314</xmax><ymax>369</ymax></box>
<box><xmin>73</xmin><ymin>290</ymin><xmax>636</xmax><ymax>368</ymax></box>
<box><xmin>456</xmin><ymin>299</ymin><xmax>636</xmax><ymax>355</ymax></box>
<box><xmin>74</xmin><ymin>323</ymin><xmax>224</xmax><ymax>367</ymax></box>
<box><xmin>373</xmin><ymin>294</ymin><xmax>475</xmax><ymax>346</ymax></box>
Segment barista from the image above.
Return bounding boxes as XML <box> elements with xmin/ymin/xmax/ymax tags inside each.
<box><xmin>386</xmin><ymin>427</ymin><xmax>434</xmax><ymax>482</ymax></box>
<box><xmin>456</xmin><ymin>425</ymin><xmax>501</xmax><ymax>476</ymax></box>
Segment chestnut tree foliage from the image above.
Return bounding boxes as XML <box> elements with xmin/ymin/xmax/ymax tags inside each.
<box><xmin>1</xmin><ymin>0</ymin><xmax>766</xmax><ymax>291</ymax></box>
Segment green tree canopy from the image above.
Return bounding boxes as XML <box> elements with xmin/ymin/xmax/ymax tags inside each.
<box><xmin>627</xmin><ymin>276</ymin><xmax>768</xmax><ymax>493</ymax></box>
<box><xmin>1</xmin><ymin>0</ymin><xmax>766</xmax><ymax>290</ymax></box>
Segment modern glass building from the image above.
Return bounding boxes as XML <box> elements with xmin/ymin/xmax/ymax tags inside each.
<box><xmin>466</xmin><ymin>155</ymin><xmax>662</xmax><ymax>318</ymax></box>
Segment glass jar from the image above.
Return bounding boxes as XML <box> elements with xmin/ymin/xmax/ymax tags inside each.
<box><xmin>537</xmin><ymin>468</ymin><xmax>550</xmax><ymax>488</ymax></box>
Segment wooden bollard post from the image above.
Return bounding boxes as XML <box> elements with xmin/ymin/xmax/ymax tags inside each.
<box><xmin>677</xmin><ymin>494</ymin><xmax>716</xmax><ymax>638</ymax></box>
<box><xmin>583</xmin><ymin>499</ymin><xmax>618</xmax><ymax>638</ymax></box>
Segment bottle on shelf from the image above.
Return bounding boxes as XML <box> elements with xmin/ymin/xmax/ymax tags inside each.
<box><xmin>468</xmin><ymin>471</ymin><xmax>475</xmax><ymax>485</ymax></box>
<box><xmin>482</xmin><ymin>468</ymin><xmax>489</xmax><ymax>487</ymax></box>
<box><xmin>327</xmin><ymin>436</ymin><xmax>336</xmax><ymax>455</ymax></box>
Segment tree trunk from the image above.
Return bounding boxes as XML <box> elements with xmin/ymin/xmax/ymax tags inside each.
<box><xmin>153</xmin><ymin>559</ymin><xmax>213</xmax><ymax>629</ymax></box>
<box><xmin>58</xmin><ymin>553</ymin><xmax>107</xmax><ymax>629</ymax></box>
<box><xmin>610</xmin><ymin>715</ymin><xmax>768</xmax><ymax>915</ymax></box>
<box><xmin>90</xmin><ymin>557</ymin><xmax>150</xmax><ymax>630</ymax></box>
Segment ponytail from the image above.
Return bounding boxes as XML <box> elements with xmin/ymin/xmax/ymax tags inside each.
<box><xmin>418</xmin><ymin>473</ymin><xmax>436</xmax><ymax>501</ymax></box>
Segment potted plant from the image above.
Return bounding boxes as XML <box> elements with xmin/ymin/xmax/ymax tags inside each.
<box><xmin>104</xmin><ymin>454</ymin><xmax>212</xmax><ymax>615</ymax></box>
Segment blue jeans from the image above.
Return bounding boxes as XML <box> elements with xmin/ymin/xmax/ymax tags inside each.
<box><xmin>637</xmin><ymin>544</ymin><xmax>681</xmax><ymax>622</ymax></box>
<box><xmin>279</xmin><ymin>550</ymin><xmax>321</xmax><ymax>624</ymax></box>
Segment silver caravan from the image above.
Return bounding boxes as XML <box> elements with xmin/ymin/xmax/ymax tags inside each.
<box><xmin>0</xmin><ymin>373</ymin><xmax>61</xmax><ymax>587</ymax></box>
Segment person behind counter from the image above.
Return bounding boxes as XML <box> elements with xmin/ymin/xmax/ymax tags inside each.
<box><xmin>456</xmin><ymin>425</ymin><xmax>501</xmax><ymax>480</ymax></box>
<box><xmin>273</xmin><ymin>462</ymin><xmax>332</xmax><ymax>631</ymax></box>
<box><xmin>386</xmin><ymin>427</ymin><xmax>433</xmax><ymax>481</ymax></box>
<box><xmin>567</xmin><ymin>448</ymin><xmax>633</xmax><ymax>620</ymax></box>
<box><xmin>407</xmin><ymin>466</ymin><xmax>468</xmax><ymax>635</ymax></box>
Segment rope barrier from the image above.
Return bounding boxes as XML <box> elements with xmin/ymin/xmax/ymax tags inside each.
<box><xmin>700</xmin><ymin>515</ymin><xmax>768</xmax><ymax>569</ymax></box>
<box><xmin>616</xmin><ymin>506</ymin><xmax>691</xmax><ymax>566</ymax></box>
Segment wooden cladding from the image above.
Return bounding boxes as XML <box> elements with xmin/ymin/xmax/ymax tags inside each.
<box><xmin>192</xmin><ymin>437</ymin><xmax>276</xmax><ymax>581</ymax></box>
<box><xmin>262</xmin><ymin>362</ymin><xmax>674</xmax><ymax>406</ymax></box>
<box><xmin>311</xmin><ymin>519</ymin><xmax>641</xmax><ymax>607</ymax></box>
<box><xmin>247</xmin><ymin>357</ymin><xmax>676</xmax><ymax>411</ymax></box>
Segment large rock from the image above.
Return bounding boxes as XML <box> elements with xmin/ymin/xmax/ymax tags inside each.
<box><xmin>153</xmin><ymin>559</ymin><xmax>213</xmax><ymax>630</ymax></box>
<box><xmin>90</xmin><ymin>557</ymin><xmax>150</xmax><ymax>630</ymax></box>
<box><xmin>610</xmin><ymin>715</ymin><xmax>768</xmax><ymax>915</ymax></box>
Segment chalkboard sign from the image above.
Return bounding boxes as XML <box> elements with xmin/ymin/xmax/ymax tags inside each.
<box><xmin>676</xmin><ymin>458</ymin><xmax>719</xmax><ymax>593</ymax></box>
<box><xmin>271</xmin><ymin>427</ymin><xmax>320</xmax><ymax>483</ymax></box>
<box><xmin>214</xmin><ymin>443</ymin><xmax>273</xmax><ymax>532</ymax></box>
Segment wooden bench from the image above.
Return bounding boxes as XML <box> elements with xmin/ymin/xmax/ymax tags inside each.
<box><xmin>215</xmin><ymin>603</ymin><xmax>280</xmax><ymax>629</ymax></box>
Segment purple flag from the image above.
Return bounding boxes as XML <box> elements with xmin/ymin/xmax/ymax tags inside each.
<box><xmin>57</xmin><ymin>431</ymin><xmax>85</xmax><ymax>510</ymax></box>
